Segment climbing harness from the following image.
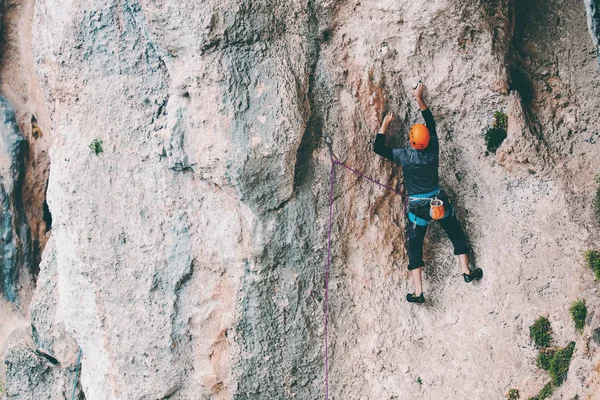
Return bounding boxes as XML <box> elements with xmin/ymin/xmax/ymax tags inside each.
<box><xmin>407</xmin><ymin>187</ymin><xmax>446</xmax><ymax>226</ymax></box>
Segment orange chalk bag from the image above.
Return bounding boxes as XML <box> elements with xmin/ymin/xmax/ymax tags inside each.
<box><xmin>429</xmin><ymin>198</ymin><xmax>445</xmax><ymax>220</ymax></box>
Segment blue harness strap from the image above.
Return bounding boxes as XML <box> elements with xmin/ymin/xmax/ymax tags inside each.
<box><xmin>408</xmin><ymin>186</ymin><xmax>441</xmax><ymax>202</ymax></box>
<box><xmin>407</xmin><ymin>186</ymin><xmax>441</xmax><ymax>226</ymax></box>
<box><xmin>408</xmin><ymin>211</ymin><xmax>429</xmax><ymax>226</ymax></box>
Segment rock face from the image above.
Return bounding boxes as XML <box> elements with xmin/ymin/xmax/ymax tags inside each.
<box><xmin>3</xmin><ymin>329</ymin><xmax>82</xmax><ymax>400</ymax></box>
<box><xmin>3</xmin><ymin>236</ymin><xmax>83</xmax><ymax>400</ymax></box>
<box><xmin>0</xmin><ymin>97</ymin><xmax>30</xmax><ymax>302</ymax></box>
<box><xmin>2</xmin><ymin>0</ymin><xmax>600</xmax><ymax>399</ymax></box>
<box><xmin>0</xmin><ymin>0</ymin><xmax>53</xmax><ymax>290</ymax></box>
<box><xmin>586</xmin><ymin>0</ymin><xmax>600</xmax><ymax>61</ymax></box>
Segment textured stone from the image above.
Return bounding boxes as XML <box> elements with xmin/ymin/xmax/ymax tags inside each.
<box><xmin>3</xmin><ymin>329</ymin><xmax>83</xmax><ymax>400</ymax></box>
<box><xmin>30</xmin><ymin>236</ymin><xmax>80</xmax><ymax>367</ymax></box>
<box><xmin>2</xmin><ymin>0</ymin><xmax>600</xmax><ymax>399</ymax></box>
<box><xmin>0</xmin><ymin>96</ymin><xmax>30</xmax><ymax>302</ymax></box>
<box><xmin>586</xmin><ymin>0</ymin><xmax>600</xmax><ymax>62</ymax></box>
<box><xmin>0</xmin><ymin>0</ymin><xmax>53</xmax><ymax>287</ymax></box>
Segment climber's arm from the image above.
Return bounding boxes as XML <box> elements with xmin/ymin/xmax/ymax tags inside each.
<box><xmin>373</xmin><ymin>113</ymin><xmax>394</xmax><ymax>161</ymax></box>
<box><xmin>413</xmin><ymin>82</ymin><xmax>438</xmax><ymax>139</ymax></box>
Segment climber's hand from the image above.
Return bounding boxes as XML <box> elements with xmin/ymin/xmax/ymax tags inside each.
<box><xmin>379</xmin><ymin>112</ymin><xmax>394</xmax><ymax>134</ymax></box>
<box><xmin>413</xmin><ymin>82</ymin><xmax>425</xmax><ymax>100</ymax></box>
<box><xmin>383</xmin><ymin>112</ymin><xmax>394</xmax><ymax>127</ymax></box>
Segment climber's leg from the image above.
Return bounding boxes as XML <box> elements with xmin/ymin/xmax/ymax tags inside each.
<box><xmin>407</xmin><ymin>221</ymin><xmax>427</xmax><ymax>300</ymax></box>
<box><xmin>410</xmin><ymin>267</ymin><xmax>423</xmax><ymax>296</ymax></box>
<box><xmin>458</xmin><ymin>254</ymin><xmax>470</xmax><ymax>275</ymax></box>
<box><xmin>439</xmin><ymin>213</ymin><xmax>482</xmax><ymax>281</ymax></box>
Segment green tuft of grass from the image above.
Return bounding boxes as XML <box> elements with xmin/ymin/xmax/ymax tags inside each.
<box><xmin>537</xmin><ymin>348</ymin><xmax>555</xmax><ymax>371</ymax></box>
<box><xmin>506</xmin><ymin>388</ymin><xmax>520</xmax><ymax>399</ymax></box>
<box><xmin>537</xmin><ymin>382</ymin><xmax>555</xmax><ymax>399</ymax></box>
<box><xmin>89</xmin><ymin>138</ymin><xmax>103</xmax><ymax>155</ymax></box>
<box><xmin>530</xmin><ymin>317</ymin><xmax>552</xmax><ymax>348</ymax></box>
<box><xmin>494</xmin><ymin>111</ymin><xmax>508</xmax><ymax>130</ymax></box>
<box><xmin>527</xmin><ymin>381</ymin><xmax>555</xmax><ymax>400</ymax></box>
<box><xmin>586</xmin><ymin>250</ymin><xmax>600</xmax><ymax>279</ymax></box>
<box><xmin>485</xmin><ymin>111</ymin><xmax>508</xmax><ymax>153</ymax></box>
<box><xmin>536</xmin><ymin>342</ymin><xmax>576</xmax><ymax>386</ymax></box>
<box><xmin>417</xmin><ymin>377</ymin><xmax>422</xmax><ymax>385</ymax></box>
<box><xmin>570</xmin><ymin>300</ymin><xmax>587</xmax><ymax>333</ymax></box>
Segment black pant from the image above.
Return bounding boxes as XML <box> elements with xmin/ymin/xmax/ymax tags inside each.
<box><xmin>406</xmin><ymin>190</ymin><xmax>469</xmax><ymax>270</ymax></box>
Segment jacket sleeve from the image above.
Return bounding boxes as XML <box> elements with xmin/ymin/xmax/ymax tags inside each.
<box><xmin>421</xmin><ymin>108</ymin><xmax>438</xmax><ymax>139</ymax></box>
<box><xmin>373</xmin><ymin>134</ymin><xmax>394</xmax><ymax>161</ymax></box>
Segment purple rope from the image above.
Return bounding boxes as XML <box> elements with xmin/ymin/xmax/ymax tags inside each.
<box><xmin>324</xmin><ymin>160</ymin><xmax>335</xmax><ymax>400</ymax></box>
<box><xmin>333</xmin><ymin>160</ymin><xmax>402</xmax><ymax>195</ymax></box>
<box><xmin>324</xmin><ymin>157</ymin><xmax>403</xmax><ymax>399</ymax></box>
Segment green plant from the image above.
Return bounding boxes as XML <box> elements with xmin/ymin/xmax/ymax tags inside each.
<box><xmin>89</xmin><ymin>138</ymin><xmax>103</xmax><ymax>155</ymax></box>
<box><xmin>485</xmin><ymin>111</ymin><xmax>508</xmax><ymax>153</ymax></box>
<box><xmin>417</xmin><ymin>377</ymin><xmax>422</xmax><ymax>385</ymax></box>
<box><xmin>570</xmin><ymin>300</ymin><xmax>587</xmax><ymax>333</ymax></box>
<box><xmin>585</xmin><ymin>250</ymin><xmax>600</xmax><ymax>279</ymax></box>
<box><xmin>507</xmin><ymin>388</ymin><xmax>520</xmax><ymax>399</ymax></box>
<box><xmin>537</xmin><ymin>382</ymin><xmax>555</xmax><ymax>399</ymax></box>
<box><xmin>530</xmin><ymin>317</ymin><xmax>552</xmax><ymax>348</ymax></box>
<box><xmin>536</xmin><ymin>342</ymin><xmax>576</xmax><ymax>386</ymax></box>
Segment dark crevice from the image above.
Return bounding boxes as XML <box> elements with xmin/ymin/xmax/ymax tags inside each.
<box><xmin>509</xmin><ymin>68</ymin><xmax>535</xmax><ymax>106</ymax></box>
<box><xmin>35</xmin><ymin>350</ymin><xmax>59</xmax><ymax>366</ymax></box>
<box><xmin>292</xmin><ymin>0</ymin><xmax>326</xmax><ymax>192</ymax></box>
<box><xmin>43</xmin><ymin>198</ymin><xmax>52</xmax><ymax>232</ymax></box>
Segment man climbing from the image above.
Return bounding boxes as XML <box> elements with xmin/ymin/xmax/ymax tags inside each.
<box><xmin>373</xmin><ymin>82</ymin><xmax>483</xmax><ymax>304</ymax></box>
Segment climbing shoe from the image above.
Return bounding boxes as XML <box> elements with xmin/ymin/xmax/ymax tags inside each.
<box><xmin>406</xmin><ymin>293</ymin><xmax>425</xmax><ymax>304</ymax></box>
<box><xmin>463</xmin><ymin>268</ymin><xmax>483</xmax><ymax>283</ymax></box>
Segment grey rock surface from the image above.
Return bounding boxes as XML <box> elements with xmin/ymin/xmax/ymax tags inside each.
<box><xmin>2</xmin><ymin>0</ymin><xmax>600</xmax><ymax>399</ymax></box>
<box><xmin>30</xmin><ymin>236</ymin><xmax>80</xmax><ymax>367</ymax></box>
<box><xmin>3</xmin><ymin>329</ymin><xmax>82</xmax><ymax>400</ymax></box>
<box><xmin>586</xmin><ymin>0</ymin><xmax>600</xmax><ymax>62</ymax></box>
<box><xmin>0</xmin><ymin>97</ymin><xmax>31</xmax><ymax>302</ymax></box>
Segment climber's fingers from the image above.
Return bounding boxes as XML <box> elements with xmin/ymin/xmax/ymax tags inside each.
<box><xmin>412</xmin><ymin>80</ymin><xmax>424</xmax><ymax>98</ymax></box>
<box><xmin>383</xmin><ymin>112</ymin><xmax>395</xmax><ymax>124</ymax></box>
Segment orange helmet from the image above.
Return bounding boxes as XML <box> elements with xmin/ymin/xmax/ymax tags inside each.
<box><xmin>409</xmin><ymin>124</ymin><xmax>430</xmax><ymax>150</ymax></box>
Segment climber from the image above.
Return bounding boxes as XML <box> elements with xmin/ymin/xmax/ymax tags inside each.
<box><xmin>373</xmin><ymin>82</ymin><xmax>482</xmax><ymax>304</ymax></box>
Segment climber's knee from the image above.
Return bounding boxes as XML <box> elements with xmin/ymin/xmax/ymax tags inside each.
<box><xmin>407</xmin><ymin>222</ymin><xmax>427</xmax><ymax>270</ymax></box>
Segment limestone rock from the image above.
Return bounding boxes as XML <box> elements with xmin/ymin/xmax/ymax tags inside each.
<box><xmin>586</xmin><ymin>0</ymin><xmax>600</xmax><ymax>62</ymax></box>
<box><xmin>0</xmin><ymin>97</ymin><xmax>31</xmax><ymax>302</ymax></box>
<box><xmin>3</xmin><ymin>0</ymin><xmax>600</xmax><ymax>399</ymax></box>
<box><xmin>3</xmin><ymin>329</ymin><xmax>83</xmax><ymax>400</ymax></box>
<box><xmin>30</xmin><ymin>236</ymin><xmax>80</xmax><ymax>367</ymax></box>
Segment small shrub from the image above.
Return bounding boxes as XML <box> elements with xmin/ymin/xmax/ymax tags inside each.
<box><xmin>536</xmin><ymin>342</ymin><xmax>576</xmax><ymax>386</ymax></box>
<box><xmin>530</xmin><ymin>317</ymin><xmax>552</xmax><ymax>348</ymax></box>
<box><xmin>89</xmin><ymin>138</ymin><xmax>103</xmax><ymax>155</ymax></box>
<box><xmin>485</xmin><ymin>111</ymin><xmax>508</xmax><ymax>153</ymax></box>
<box><xmin>506</xmin><ymin>388</ymin><xmax>520</xmax><ymax>399</ymax></box>
<box><xmin>417</xmin><ymin>376</ymin><xmax>422</xmax><ymax>385</ymax></box>
<box><xmin>494</xmin><ymin>111</ymin><xmax>508</xmax><ymax>130</ymax></box>
<box><xmin>585</xmin><ymin>250</ymin><xmax>600</xmax><ymax>279</ymax></box>
<box><xmin>537</xmin><ymin>348</ymin><xmax>555</xmax><ymax>370</ymax></box>
<box><xmin>537</xmin><ymin>382</ymin><xmax>555</xmax><ymax>399</ymax></box>
<box><xmin>570</xmin><ymin>300</ymin><xmax>587</xmax><ymax>333</ymax></box>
